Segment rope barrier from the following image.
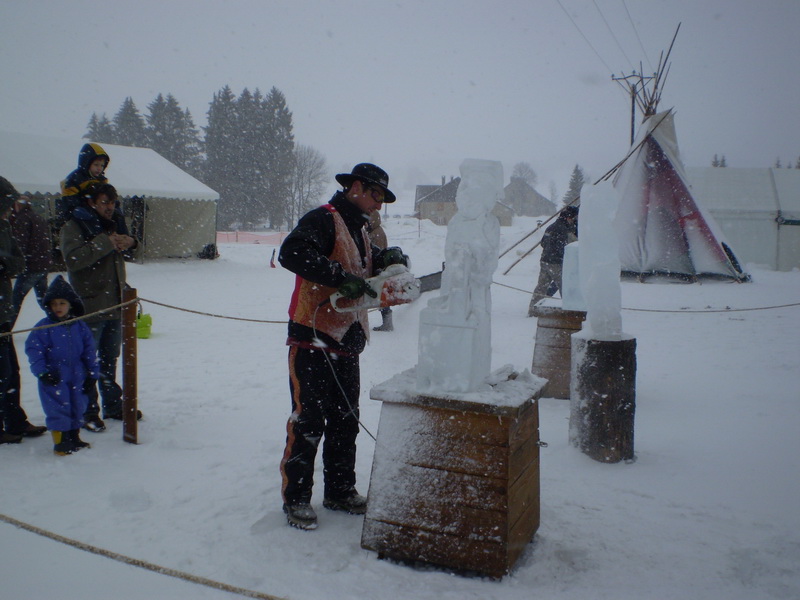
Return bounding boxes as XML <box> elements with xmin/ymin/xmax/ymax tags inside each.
<box><xmin>139</xmin><ymin>297</ymin><xmax>287</xmax><ymax>324</ymax></box>
<box><xmin>489</xmin><ymin>280</ymin><xmax>800</xmax><ymax>313</ymax></box>
<box><xmin>0</xmin><ymin>513</ymin><xmax>288</xmax><ymax>600</ymax></box>
<box><xmin>2</xmin><ymin>298</ymin><xmax>140</xmax><ymax>338</ymax></box>
<box><xmin>8</xmin><ymin>288</ymin><xmax>797</xmax><ymax>340</ymax></box>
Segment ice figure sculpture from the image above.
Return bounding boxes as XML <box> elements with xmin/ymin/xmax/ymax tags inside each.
<box><xmin>416</xmin><ymin>159</ymin><xmax>503</xmax><ymax>393</ymax></box>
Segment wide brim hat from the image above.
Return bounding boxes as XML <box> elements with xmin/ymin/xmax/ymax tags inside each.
<box><xmin>335</xmin><ymin>163</ymin><xmax>396</xmax><ymax>203</ymax></box>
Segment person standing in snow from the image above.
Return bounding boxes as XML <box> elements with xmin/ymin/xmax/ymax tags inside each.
<box><xmin>0</xmin><ymin>177</ymin><xmax>47</xmax><ymax>444</ymax></box>
<box><xmin>527</xmin><ymin>205</ymin><xmax>579</xmax><ymax>315</ymax></box>
<box><xmin>57</xmin><ymin>143</ymin><xmax>111</xmax><ymax>229</ymax></box>
<box><xmin>9</xmin><ymin>194</ymin><xmax>53</xmax><ymax>327</ymax></box>
<box><xmin>278</xmin><ymin>163</ymin><xmax>408</xmax><ymax>530</ymax></box>
<box><xmin>25</xmin><ymin>276</ymin><xmax>99</xmax><ymax>456</ymax></box>
<box><xmin>60</xmin><ymin>183</ymin><xmax>140</xmax><ymax>433</ymax></box>
<box><xmin>367</xmin><ymin>209</ymin><xmax>393</xmax><ymax>332</ymax></box>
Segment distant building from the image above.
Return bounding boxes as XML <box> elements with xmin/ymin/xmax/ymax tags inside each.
<box><xmin>504</xmin><ymin>177</ymin><xmax>557</xmax><ymax>217</ymax></box>
<box><xmin>415</xmin><ymin>175</ymin><xmax>554</xmax><ymax>226</ymax></box>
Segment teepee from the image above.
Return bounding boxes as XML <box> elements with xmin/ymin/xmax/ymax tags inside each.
<box><xmin>611</xmin><ymin>109</ymin><xmax>748</xmax><ymax>281</ymax></box>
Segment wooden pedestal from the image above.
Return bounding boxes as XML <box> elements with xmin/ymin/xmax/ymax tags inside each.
<box><xmin>362</xmin><ymin>370</ymin><xmax>542</xmax><ymax>579</ymax></box>
<box><xmin>530</xmin><ymin>305</ymin><xmax>586</xmax><ymax>399</ymax></box>
<box><xmin>569</xmin><ymin>336</ymin><xmax>637</xmax><ymax>463</ymax></box>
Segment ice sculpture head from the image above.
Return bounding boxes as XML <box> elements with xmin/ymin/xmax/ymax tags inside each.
<box><xmin>456</xmin><ymin>159</ymin><xmax>504</xmax><ymax>219</ymax></box>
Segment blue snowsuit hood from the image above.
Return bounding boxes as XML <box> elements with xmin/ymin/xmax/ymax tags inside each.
<box><xmin>42</xmin><ymin>275</ymin><xmax>86</xmax><ymax>319</ymax></box>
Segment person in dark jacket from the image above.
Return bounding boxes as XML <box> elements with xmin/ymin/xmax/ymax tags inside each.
<box><xmin>277</xmin><ymin>163</ymin><xmax>407</xmax><ymax>530</ymax></box>
<box><xmin>528</xmin><ymin>205</ymin><xmax>579</xmax><ymax>315</ymax></box>
<box><xmin>0</xmin><ymin>177</ymin><xmax>47</xmax><ymax>444</ymax></box>
<box><xmin>57</xmin><ymin>143</ymin><xmax>110</xmax><ymax>229</ymax></box>
<box><xmin>60</xmin><ymin>183</ymin><xmax>140</xmax><ymax>433</ymax></box>
<box><xmin>25</xmin><ymin>275</ymin><xmax>99</xmax><ymax>455</ymax></box>
<box><xmin>9</xmin><ymin>194</ymin><xmax>53</xmax><ymax>327</ymax></box>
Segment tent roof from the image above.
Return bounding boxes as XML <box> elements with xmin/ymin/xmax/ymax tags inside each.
<box><xmin>1</xmin><ymin>131</ymin><xmax>219</xmax><ymax>201</ymax></box>
<box><xmin>686</xmin><ymin>167</ymin><xmax>800</xmax><ymax>221</ymax></box>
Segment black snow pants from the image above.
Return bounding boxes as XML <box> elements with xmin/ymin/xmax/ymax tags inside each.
<box><xmin>280</xmin><ymin>345</ymin><xmax>360</xmax><ymax>506</ymax></box>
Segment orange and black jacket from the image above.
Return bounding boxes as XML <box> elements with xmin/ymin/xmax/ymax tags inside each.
<box><xmin>279</xmin><ymin>192</ymin><xmax>381</xmax><ymax>354</ymax></box>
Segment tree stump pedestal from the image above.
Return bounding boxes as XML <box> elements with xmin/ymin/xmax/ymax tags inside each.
<box><xmin>569</xmin><ymin>335</ymin><xmax>637</xmax><ymax>463</ymax></box>
<box><xmin>361</xmin><ymin>367</ymin><xmax>545</xmax><ymax>579</ymax></box>
<box><xmin>530</xmin><ymin>304</ymin><xmax>586</xmax><ymax>399</ymax></box>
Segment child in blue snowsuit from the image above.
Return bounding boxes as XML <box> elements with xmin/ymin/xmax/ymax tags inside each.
<box><xmin>25</xmin><ymin>275</ymin><xmax>99</xmax><ymax>455</ymax></box>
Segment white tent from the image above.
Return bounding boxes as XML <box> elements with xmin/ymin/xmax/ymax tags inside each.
<box><xmin>686</xmin><ymin>167</ymin><xmax>800</xmax><ymax>272</ymax></box>
<box><xmin>612</xmin><ymin>110</ymin><xmax>748</xmax><ymax>281</ymax></box>
<box><xmin>0</xmin><ymin>131</ymin><xmax>219</xmax><ymax>260</ymax></box>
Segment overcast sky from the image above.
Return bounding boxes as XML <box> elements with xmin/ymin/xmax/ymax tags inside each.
<box><xmin>2</xmin><ymin>0</ymin><xmax>799</xmax><ymax>201</ymax></box>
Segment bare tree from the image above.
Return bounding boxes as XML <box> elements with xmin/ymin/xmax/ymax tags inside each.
<box><xmin>511</xmin><ymin>162</ymin><xmax>538</xmax><ymax>188</ymax></box>
<box><xmin>289</xmin><ymin>145</ymin><xmax>328</xmax><ymax>227</ymax></box>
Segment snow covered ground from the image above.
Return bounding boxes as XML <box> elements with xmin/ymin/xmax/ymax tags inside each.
<box><xmin>1</xmin><ymin>215</ymin><xmax>799</xmax><ymax>600</ymax></box>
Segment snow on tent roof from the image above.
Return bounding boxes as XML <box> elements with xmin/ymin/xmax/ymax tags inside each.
<box><xmin>0</xmin><ymin>130</ymin><xmax>218</xmax><ymax>201</ymax></box>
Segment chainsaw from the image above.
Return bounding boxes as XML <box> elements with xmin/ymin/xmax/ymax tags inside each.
<box><xmin>330</xmin><ymin>264</ymin><xmax>421</xmax><ymax>313</ymax></box>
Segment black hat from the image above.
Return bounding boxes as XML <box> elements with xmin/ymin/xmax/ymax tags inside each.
<box><xmin>561</xmin><ymin>205</ymin><xmax>579</xmax><ymax>219</ymax></box>
<box><xmin>335</xmin><ymin>163</ymin><xmax>396</xmax><ymax>203</ymax></box>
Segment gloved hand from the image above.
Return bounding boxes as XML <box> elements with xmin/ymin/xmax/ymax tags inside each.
<box><xmin>82</xmin><ymin>377</ymin><xmax>97</xmax><ymax>395</ymax></box>
<box><xmin>337</xmin><ymin>274</ymin><xmax>378</xmax><ymax>300</ymax></box>
<box><xmin>379</xmin><ymin>246</ymin><xmax>409</xmax><ymax>269</ymax></box>
<box><xmin>39</xmin><ymin>371</ymin><xmax>60</xmax><ymax>386</ymax></box>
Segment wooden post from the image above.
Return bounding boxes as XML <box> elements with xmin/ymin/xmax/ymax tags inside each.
<box><xmin>569</xmin><ymin>336</ymin><xmax>637</xmax><ymax>463</ymax></box>
<box><xmin>530</xmin><ymin>305</ymin><xmax>586</xmax><ymax>399</ymax></box>
<box><xmin>122</xmin><ymin>287</ymin><xmax>138</xmax><ymax>444</ymax></box>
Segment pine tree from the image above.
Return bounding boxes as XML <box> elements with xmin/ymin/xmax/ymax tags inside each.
<box><xmin>263</xmin><ymin>87</ymin><xmax>295</xmax><ymax>229</ymax></box>
<box><xmin>712</xmin><ymin>154</ymin><xmax>720</xmax><ymax>167</ymax></box>
<box><xmin>235</xmin><ymin>87</ymin><xmax>263</xmax><ymax>227</ymax></box>
<box><xmin>775</xmin><ymin>157</ymin><xmax>782</xmax><ymax>169</ymax></box>
<box><xmin>795</xmin><ymin>156</ymin><xmax>800</xmax><ymax>169</ymax></box>
<box><xmin>562</xmin><ymin>164</ymin><xmax>585</xmax><ymax>205</ymax></box>
<box><xmin>84</xmin><ymin>112</ymin><xmax>115</xmax><ymax>143</ymax></box>
<box><xmin>719</xmin><ymin>155</ymin><xmax>727</xmax><ymax>167</ymax></box>
<box><xmin>146</xmin><ymin>94</ymin><xmax>203</xmax><ymax>177</ymax></box>
<box><xmin>204</xmin><ymin>86</ymin><xmax>240</xmax><ymax>227</ymax></box>
<box><xmin>112</xmin><ymin>97</ymin><xmax>148</xmax><ymax>147</ymax></box>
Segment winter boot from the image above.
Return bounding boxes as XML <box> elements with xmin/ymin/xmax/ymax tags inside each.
<box><xmin>67</xmin><ymin>429</ymin><xmax>91</xmax><ymax>451</ymax></box>
<box><xmin>283</xmin><ymin>503</ymin><xmax>318</xmax><ymax>530</ymax></box>
<box><xmin>372</xmin><ymin>309</ymin><xmax>393</xmax><ymax>332</ymax></box>
<box><xmin>7</xmin><ymin>422</ymin><xmax>47</xmax><ymax>437</ymax></box>
<box><xmin>51</xmin><ymin>431</ymin><xmax>74</xmax><ymax>456</ymax></box>
<box><xmin>83</xmin><ymin>416</ymin><xmax>106</xmax><ymax>433</ymax></box>
<box><xmin>323</xmin><ymin>490</ymin><xmax>368</xmax><ymax>515</ymax></box>
<box><xmin>0</xmin><ymin>430</ymin><xmax>23</xmax><ymax>444</ymax></box>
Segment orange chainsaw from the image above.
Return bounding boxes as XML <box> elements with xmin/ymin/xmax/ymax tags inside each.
<box><xmin>330</xmin><ymin>264</ymin><xmax>421</xmax><ymax>313</ymax></box>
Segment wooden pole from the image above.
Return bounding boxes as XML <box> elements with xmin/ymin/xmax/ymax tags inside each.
<box><xmin>122</xmin><ymin>287</ymin><xmax>138</xmax><ymax>444</ymax></box>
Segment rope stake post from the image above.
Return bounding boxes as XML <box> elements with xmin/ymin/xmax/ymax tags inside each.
<box><xmin>122</xmin><ymin>287</ymin><xmax>138</xmax><ymax>444</ymax></box>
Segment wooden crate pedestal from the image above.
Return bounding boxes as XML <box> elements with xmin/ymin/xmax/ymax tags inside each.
<box><xmin>361</xmin><ymin>368</ymin><xmax>544</xmax><ymax>579</ymax></box>
<box><xmin>530</xmin><ymin>304</ymin><xmax>586</xmax><ymax>399</ymax></box>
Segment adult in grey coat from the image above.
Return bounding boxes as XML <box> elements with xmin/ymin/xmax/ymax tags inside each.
<box><xmin>60</xmin><ymin>183</ymin><xmax>140</xmax><ymax>432</ymax></box>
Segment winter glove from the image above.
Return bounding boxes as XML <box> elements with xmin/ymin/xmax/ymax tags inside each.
<box><xmin>39</xmin><ymin>371</ymin><xmax>60</xmax><ymax>386</ymax></box>
<box><xmin>82</xmin><ymin>377</ymin><xmax>97</xmax><ymax>395</ymax></box>
<box><xmin>378</xmin><ymin>246</ymin><xmax>409</xmax><ymax>269</ymax></box>
<box><xmin>337</xmin><ymin>274</ymin><xmax>378</xmax><ymax>300</ymax></box>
